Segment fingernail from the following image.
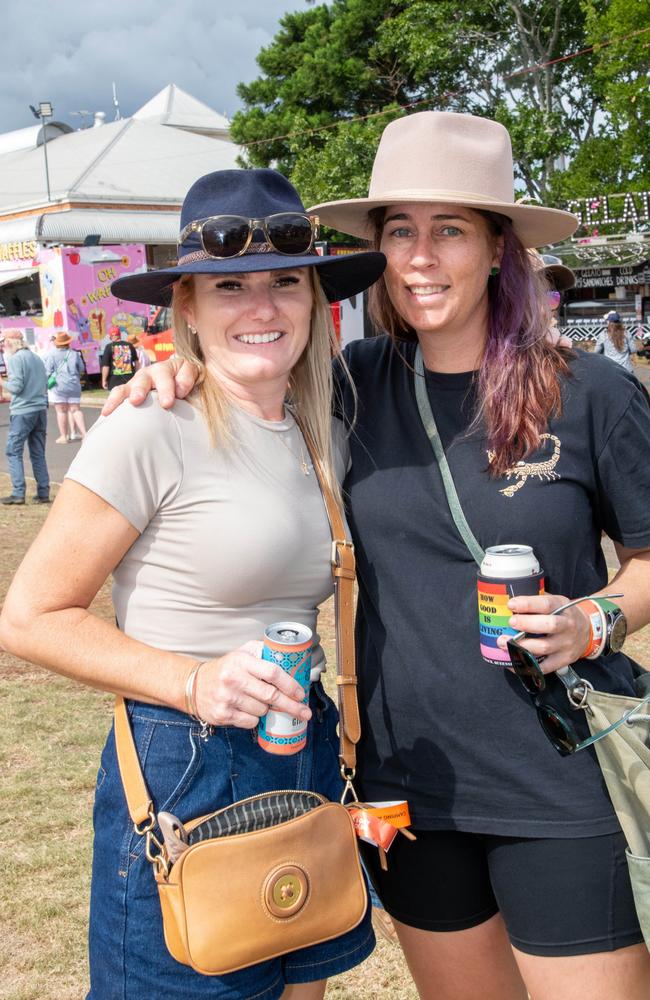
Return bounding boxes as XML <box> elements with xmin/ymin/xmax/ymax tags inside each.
<box><xmin>131</xmin><ymin>390</ymin><xmax>144</xmax><ymax>403</ymax></box>
<box><xmin>507</xmin><ymin>600</ymin><xmax>516</xmax><ymax>610</ymax></box>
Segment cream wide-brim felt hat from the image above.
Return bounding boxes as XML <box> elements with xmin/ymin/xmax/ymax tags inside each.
<box><xmin>309</xmin><ymin>111</ymin><xmax>578</xmax><ymax>248</ymax></box>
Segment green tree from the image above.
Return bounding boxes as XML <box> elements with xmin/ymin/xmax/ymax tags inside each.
<box><xmin>231</xmin><ymin>0</ymin><xmax>602</xmax><ymax>207</ymax></box>
<box><xmin>583</xmin><ymin>0</ymin><xmax>650</xmax><ymax>186</ymax></box>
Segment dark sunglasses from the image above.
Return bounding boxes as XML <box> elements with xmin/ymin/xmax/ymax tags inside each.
<box><xmin>505</xmin><ymin>594</ymin><xmax>642</xmax><ymax>756</ymax></box>
<box><xmin>177</xmin><ymin>213</ymin><xmax>319</xmax><ymax>259</ymax></box>
<box><xmin>547</xmin><ymin>289</ymin><xmax>561</xmax><ymax>307</ymax></box>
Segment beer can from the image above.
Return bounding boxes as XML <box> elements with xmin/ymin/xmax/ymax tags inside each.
<box><xmin>477</xmin><ymin>545</ymin><xmax>545</xmax><ymax>665</ymax></box>
<box><xmin>258</xmin><ymin>622</ymin><xmax>312</xmax><ymax>755</ymax></box>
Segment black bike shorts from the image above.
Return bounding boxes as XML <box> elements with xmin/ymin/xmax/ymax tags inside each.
<box><xmin>361</xmin><ymin>828</ymin><xmax>644</xmax><ymax>956</ymax></box>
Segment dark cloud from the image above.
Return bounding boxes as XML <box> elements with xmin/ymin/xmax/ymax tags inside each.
<box><xmin>0</xmin><ymin>0</ymin><xmax>313</xmax><ymax>132</ymax></box>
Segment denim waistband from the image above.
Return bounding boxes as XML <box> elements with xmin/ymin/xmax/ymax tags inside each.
<box><xmin>126</xmin><ymin>679</ymin><xmax>328</xmax><ymax>727</ymax></box>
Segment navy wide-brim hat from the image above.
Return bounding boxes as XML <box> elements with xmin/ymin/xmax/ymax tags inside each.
<box><xmin>111</xmin><ymin>169</ymin><xmax>386</xmax><ymax>306</ymax></box>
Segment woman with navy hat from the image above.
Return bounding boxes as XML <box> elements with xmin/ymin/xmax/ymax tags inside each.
<box><xmin>0</xmin><ymin>168</ymin><xmax>385</xmax><ymax>999</ymax></box>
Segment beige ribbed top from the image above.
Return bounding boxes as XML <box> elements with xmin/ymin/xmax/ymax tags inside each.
<box><xmin>66</xmin><ymin>396</ymin><xmax>349</xmax><ymax>677</ymax></box>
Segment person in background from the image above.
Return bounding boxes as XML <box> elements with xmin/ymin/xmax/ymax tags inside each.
<box><xmin>1</xmin><ymin>329</ymin><xmax>50</xmax><ymax>505</ymax></box>
<box><xmin>44</xmin><ymin>331</ymin><xmax>87</xmax><ymax>443</ymax></box>
<box><xmin>127</xmin><ymin>332</ymin><xmax>151</xmax><ymax>369</ymax></box>
<box><xmin>101</xmin><ymin>325</ymin><xmax>138</xmax><ymax>389</ymax></box>
<box><xmin>0</xmin><ymin>334</ymin><xmax>8</xmax><ymax>402</ymax></box>
<box><xmin>538</xmin><ymin>252</ymin><xmax>575</xmax><ymax>330</ymax></box>
<box><xmin>594</xmin><ymin>310</ymin><xmax>641</xmax><ymax>374</ymax></box>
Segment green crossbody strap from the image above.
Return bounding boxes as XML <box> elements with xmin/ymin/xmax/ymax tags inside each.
<box><xmin>413</xmin><ymin>345</ymin><xmax>485</xmax><ymax>568</ymax></box>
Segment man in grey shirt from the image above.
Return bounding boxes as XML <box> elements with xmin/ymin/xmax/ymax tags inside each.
<box><xmin>2</xmin><ymin>330</ymin><xmax>50</xmax><ymax>505</ymax></box>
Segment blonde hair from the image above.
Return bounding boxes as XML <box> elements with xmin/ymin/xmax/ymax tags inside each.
<box><xmin>171</xmin><ymin>269</ymin><xmax>349</xmax><ymax>505</ymax></box>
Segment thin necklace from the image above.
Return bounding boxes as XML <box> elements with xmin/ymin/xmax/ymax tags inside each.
<box><xmin>277</xmin><ymin>429</ymin><xmax>312</xmax><ymax>475</ymax></box>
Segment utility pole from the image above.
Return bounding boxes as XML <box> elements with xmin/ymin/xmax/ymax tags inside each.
<box><xmin>29</xmin><ymin>101</ymin><xmax>54</xmax><ymax>202</ymax></box>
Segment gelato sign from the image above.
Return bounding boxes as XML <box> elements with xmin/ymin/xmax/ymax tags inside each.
<box><xmin>566</xmin><ymin>191</ymin><xmax>650</xmax><ymax>232</ymax></box>
<box><xmin>574</xmin><ymin>262</ymin><xmax>650</xmax><ymax>289</ymax></box>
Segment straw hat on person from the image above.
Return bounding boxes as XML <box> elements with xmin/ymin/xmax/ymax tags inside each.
<box><xmin>112</xmin><ymin>169</ymin><xmax>386</xmax><ymax>306</ymax></box>
<box><xmin>309</xmin><ymin>111</ymin><xmax>578</xmax><ymax>248</ymax></box>
<box><xmin>54</xmin><ymin>332</ymin><xmax>73</xmax><ymax>348</ymax></box>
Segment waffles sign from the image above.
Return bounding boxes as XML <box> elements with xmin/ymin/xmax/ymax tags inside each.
<box><xmin>566</xmin><ymin>191</ymin><xmax>650</xmax><ymax>231</ymax></box>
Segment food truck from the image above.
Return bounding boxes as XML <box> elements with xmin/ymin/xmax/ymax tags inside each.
<box><xmin>0</xmin><ymin>242</ymin><xmax>150</xmax><ymax>376</ymax></box>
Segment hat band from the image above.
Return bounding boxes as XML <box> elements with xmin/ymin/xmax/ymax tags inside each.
<box><xmin>178</xmin><ymin>243</ymin><xmax>277</xmax><ymax>266</ymax></box>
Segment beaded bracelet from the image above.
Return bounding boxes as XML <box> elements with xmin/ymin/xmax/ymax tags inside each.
<box><xmin>577</xmin><ymin>599</ymin><xmax>607</xmax><ymax>660</ymax></box>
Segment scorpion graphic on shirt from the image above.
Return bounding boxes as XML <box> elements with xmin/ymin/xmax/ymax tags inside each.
<box><xmin>488</xmin><ymin>433</ymin><xmax>562</xmax><ymax>498</ymax></box>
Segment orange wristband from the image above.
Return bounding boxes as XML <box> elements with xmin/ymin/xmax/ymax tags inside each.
<box><xmin>578</xmin><ymin>600</ymin><xmax>606</xmax><ymax>659</ymax></box>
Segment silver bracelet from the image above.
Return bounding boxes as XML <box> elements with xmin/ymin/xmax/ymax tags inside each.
<box><xmin>184</xmin><ymin>660</ymin><xmax>208</xmax><ymax>724</ymax></box>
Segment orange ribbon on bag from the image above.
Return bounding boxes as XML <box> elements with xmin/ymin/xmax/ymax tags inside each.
<box><xmin>347</xmin><ymin>801</ymin><xmax>416</xmax><ymax>870</ymax></box>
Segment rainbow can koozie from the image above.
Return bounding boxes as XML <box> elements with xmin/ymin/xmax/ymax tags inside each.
<box><xmin>478</xmin><ymin>545</ymin><xmax>545</xmax><ymax>665</ymax></box>
<box><xmin>258</xmin><ymin>622</ymin><xmax>312</xmax><ymax>755</ymax></box>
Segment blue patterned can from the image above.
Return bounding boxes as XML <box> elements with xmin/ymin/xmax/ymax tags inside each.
<box><xmin>258</xmin><ymin>622</ymin><xmax>313</xmax><ymax>755</ymax></box>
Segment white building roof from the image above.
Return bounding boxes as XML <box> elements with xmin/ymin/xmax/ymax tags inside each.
<box><xmin>0</xmin><ymin>118</ymin><xmax>240</xmax><ymax>214</ymax></box>
<box><xmin>0</xmin><ymin>121</ymin><xmax>73</xmax><ymax>156</ymax></box>
<box><xmin>0</xmin><ymin>85</ymin><xmax>241</xmax><ymax>245</ymax></box>
<box><xmin>133</xmin><ymin>84</ymin><xmax>231</xmax><ymax>137</ymax></box>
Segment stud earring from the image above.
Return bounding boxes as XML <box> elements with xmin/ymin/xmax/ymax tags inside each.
<box><xmin>188</xmin><ymin>324</ymin><xmax>198</xmax><ymax>335</ymax></box>
<box><xmin>490</xmin><ymin>266</ymin><xmax>500</xmax><ymax>277</ymax></box>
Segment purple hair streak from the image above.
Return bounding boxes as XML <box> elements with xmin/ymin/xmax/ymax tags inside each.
<box><xmin>476</xmin><ymin>215</ymin><xmax>570</xmax><ymax>476</ymax></box>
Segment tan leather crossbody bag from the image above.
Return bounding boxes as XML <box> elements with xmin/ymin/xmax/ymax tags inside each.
<box><xmin>113</xmin><ymin>425</ymin><xmax>368</xmax><ymax>976</ymax></box>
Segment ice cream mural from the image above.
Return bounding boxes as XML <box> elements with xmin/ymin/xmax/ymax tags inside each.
<box><xmin>0</xmin><ymin>243</ymin><xmax>149</xmax><ymax>375</ymax></box>
<box><xmin>62</xmin><ymin>245</ymin><xmax>149</xmax><ymax>374</ymax></box>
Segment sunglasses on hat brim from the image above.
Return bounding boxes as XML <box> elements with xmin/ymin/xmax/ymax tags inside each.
<box><xmin>178</xmin><ymin>213</ymin><xmax>319</xmax><ymax>260</ymax></box>
<box><xmin>505</xmin><ymin>594</ymin><xmax>643</xmax><ymax>756</ymax></box>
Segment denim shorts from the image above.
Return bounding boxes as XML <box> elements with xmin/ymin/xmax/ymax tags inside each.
<box><xmin>87</xmin><ymin>682</ymin><xmax>374</xmax><ymax>999</ymax></box>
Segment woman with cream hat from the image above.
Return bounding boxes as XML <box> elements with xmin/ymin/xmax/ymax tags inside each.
<box><xmin>310</xmin><ymin>110</ymin><xmax>650</xmax><ymax>1000</ymax></box>
<box><xmin>103</xmin><ymin>113</ymin><xmax>650</xmax><ymax>999</ymax></box>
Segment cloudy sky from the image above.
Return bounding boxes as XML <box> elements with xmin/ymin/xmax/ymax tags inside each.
<box><xmin>0</xmin><ymin>0</ymin><xmax>315</xmax><ymax>133</ymax></box>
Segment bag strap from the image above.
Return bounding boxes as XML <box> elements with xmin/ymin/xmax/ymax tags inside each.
<box><xmin>114</xmin><ymin>411</ymin><xmax>361</xmax><ymax>828</ymax></box>
<box><xmin>297</xmin><ymin>417</ymin><xmax>360</xmax><ymax>783</ymax></box>
<box><xmin>413</xmin><ymin>345</ymin><xmax>485</xmax><ymax>566</ymax></box>
<box><xmin>53</xmin><ymin>351</ymin><xmax>69</xmax><ymax>376</ymax></box>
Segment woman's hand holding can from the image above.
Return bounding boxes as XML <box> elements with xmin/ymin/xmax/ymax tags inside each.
<box><xmin>497</xmin><ymin>592</ymin><xmax>592</xmax><ymax>673</ymax></box>
<box><xmin>192</xmin><ymin>641</ymin><xmax>311</xmax><ymax>730</ymax></box>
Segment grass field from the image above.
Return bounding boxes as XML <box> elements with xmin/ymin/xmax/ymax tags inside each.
<box><xmin>1</xmin><ymin>471</ymin><xmax>649</xmax><ymax>999</ymax></box>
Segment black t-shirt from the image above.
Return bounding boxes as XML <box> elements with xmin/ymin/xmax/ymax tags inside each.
<box><xmin>101</xmin><ymin>340</ymin><xmax>138</xmax><ymax>388</ymax></box>
<box><xmin>336</xmin><ymin>336</ymin><xmax>650</xmax><ymax>836</ymax></box>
